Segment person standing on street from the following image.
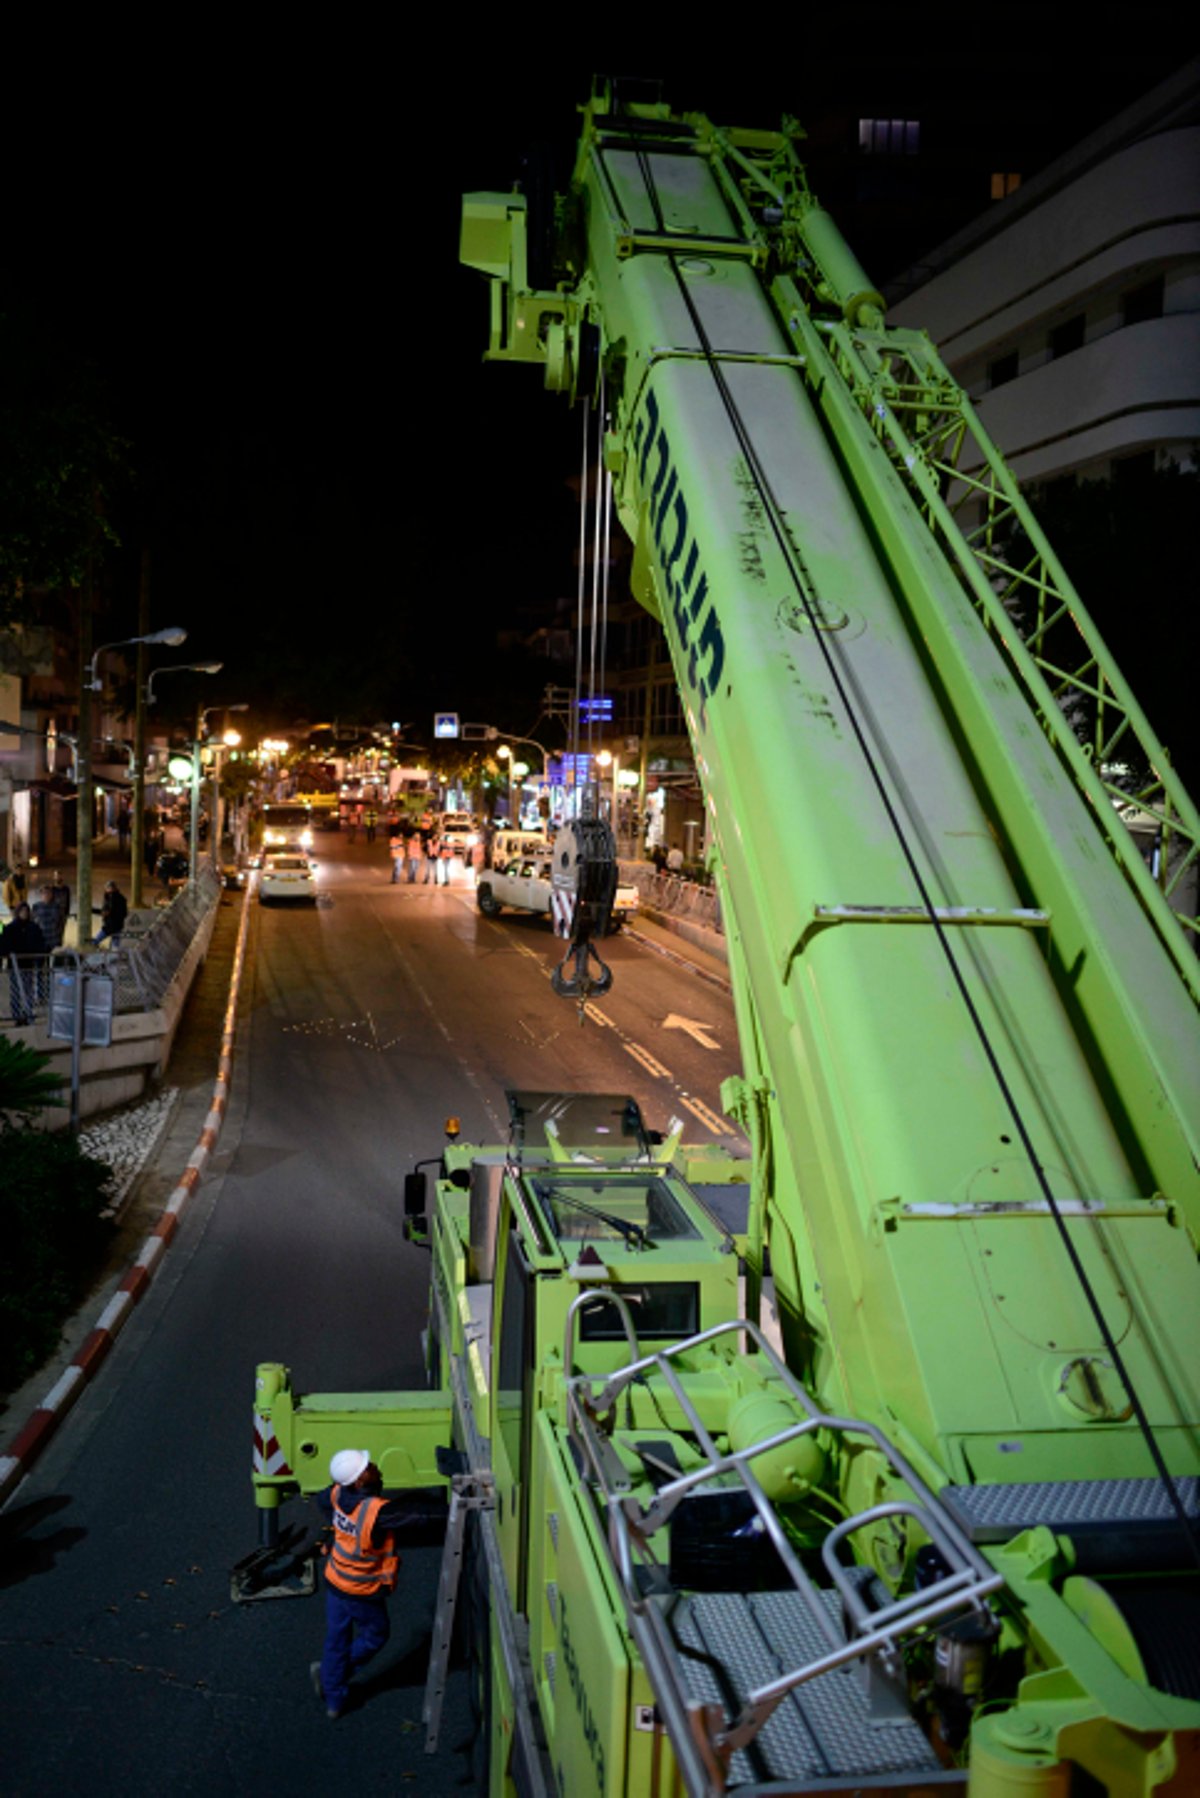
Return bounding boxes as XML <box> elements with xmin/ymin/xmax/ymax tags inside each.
<box><xmin>405</xmin><ymin>828</ymin><xmax>422</xmax><ymax>883</ymax></box>
<box><xmin>4</xmin><ymin>861</ymin><xmax>28</xmax><ymax>915</ymax></box>
<box><xmin>310</xmin><ymin>1450</ymin><xmax>411</xmax><ymax>1720</ymax></box>
<box><xmin>437</xmin><ymin>834</ymin><xmax>453</xmax><ymax>885</ymax></box>
<box><xmin>95</xmin><ymin>880</ymin><xmax>128</xmax><ymax>947</ymax></box>
<box><xmin>422</xmin><ymin>832</ymin><xmax>440</xmax><ymax>884</ymax></box>
<box><xmin>49</xmin><ymin>870</ymin><xmax>71</xmax><ymax>933</ymax></box>
<box><xmin>0</xmin><ymin>901</ymin><xmax>47</xmax><ymax>1025</ymax></box>
<box><xmin>364</xmin><ymin>806</ymin><xmax>379</xmax><ymax>845</ymax></box>
<box><xmin>31</xmin><ymin>884</ymin><xmax>65</xmax><ymax>952</ymax></box>
<box><xmin>388</xmin><ymin>832</ymin><xmax>405</xmax><ymax>884</ymax></box>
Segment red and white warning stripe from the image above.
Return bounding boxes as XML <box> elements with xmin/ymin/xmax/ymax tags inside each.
<box><xmin>252</xmin><ymin>1410</ymin><xmax>294</xmax><ymax>1477</ymax></box>
<box><xmin>551</xmin><ymin>887</ymin><xmax>576</xmax><ymax>940</ymax></box>
<box><xmin>0</xmin><ymin>884</ymin><xmax>254</xmax><ymax>1507</ymax></box>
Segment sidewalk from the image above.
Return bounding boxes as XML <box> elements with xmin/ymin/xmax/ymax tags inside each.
<box><xmin>9</xmin><ymin>825</ymin><xmax>189</xmax><ymax>939</ymax></box>
<box><xmin>628</xmin><ymin>906</ymin><xmax>729</xmax><ymax>990</ymax></box>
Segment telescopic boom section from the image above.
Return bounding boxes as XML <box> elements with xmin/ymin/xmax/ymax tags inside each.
<box><xmin>461</xmin><ymin>80</ymin><xmax>1200</xmax><ymax>1794</ymax></box>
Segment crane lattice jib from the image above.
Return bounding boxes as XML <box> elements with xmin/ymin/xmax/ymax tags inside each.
<box><xmin>800</xmin><ymin>316</ymin><xmax>1200</xmax><ymax>963</ymax></box>
<box><xmin>701</xmin><ymin>118</ymin><xmax>1200</xmax><ymax>994</ymax></box>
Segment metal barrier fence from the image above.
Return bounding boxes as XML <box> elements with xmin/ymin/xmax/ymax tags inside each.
<box><xmin>1</xmin><ymin>867</ymin><xmax>221</xmax><ymax>1028</ymax></box>
<box><xmin>619</xmin><ymin>861</ymin><xmax>723</xmax><ymax>934</ymax></box>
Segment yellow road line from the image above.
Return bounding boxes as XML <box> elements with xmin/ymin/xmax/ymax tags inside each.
<box><xmin>681</xmin><ymin>1094</ymin><xmax>726</xmax><ymax>1134</ymax></box>
<box><xmin>623</xmin><ymin>1041</ymin><xmax>672</xmax><ymax>1079</ymax></box>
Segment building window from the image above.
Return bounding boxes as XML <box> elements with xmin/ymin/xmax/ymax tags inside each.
<box><xmin>990</xmin><ymin>172</ymin><xmax>1021</xmax><ymax>200</ymax></box>
<box><xmin>859</xmin><ymin>118</ymin><xmax>919</xmax><ymax>155</ymax></box>
<box><xmin>1121</xmin><ymin>275</ymin><xmax>1164</xmax><ymax>328</ymax></box>
<box><xmin>1049</xmin><ymin>314</ymin><xmax>1086</xmax><ymax>360</ymax></box>
<box><xmin>988</xmin><ymin>349</ymin><xmax>1019</xmax><ymax>389</ymax></box>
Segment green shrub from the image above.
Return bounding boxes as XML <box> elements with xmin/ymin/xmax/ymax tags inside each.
<box><xmin>0</xmin><ymin>1036</ymin><xmax>65</xmax><ymax>1128</ymax></box>
<box><xmin>0</xmin><ymin>1130</ymin><xmax>114</xmax><ymax>1391</ymax></box>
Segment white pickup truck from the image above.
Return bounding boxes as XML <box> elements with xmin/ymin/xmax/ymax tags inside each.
<box><xmin>476</xmin><ymin>850</ymin><xmax>638</xmax><ymax>932</ymax></box>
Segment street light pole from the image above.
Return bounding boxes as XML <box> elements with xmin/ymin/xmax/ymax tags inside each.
<box><xmin>130</xmin><ymin>551</ymin><xmax>151</xmax><ymax>908</ymax></box>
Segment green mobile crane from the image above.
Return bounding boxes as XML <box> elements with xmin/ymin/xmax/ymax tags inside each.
<box><xmin>243</xmin><ymin>82</ymin><xmax>1200</xmax><ymax>1794</ymax></box>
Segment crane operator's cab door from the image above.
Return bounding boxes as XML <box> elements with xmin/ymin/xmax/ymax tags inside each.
<box><xmin>491</xmin><ymin>1200</ymin><xmax>535</xmax><ymax>1610</ymax></box>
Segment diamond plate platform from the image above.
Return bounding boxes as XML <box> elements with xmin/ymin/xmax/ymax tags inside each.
<box><xmin>666</xmin><ymin>1589</ymin><xmax>951</xmax><ymax>1787</ymax></box>
<box><xmin>942</xmin><ymin>1476</ymin><xmax>1200</xmax><ymax>1543</ymax></box>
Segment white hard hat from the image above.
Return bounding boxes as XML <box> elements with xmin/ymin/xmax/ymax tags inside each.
<box><xmin>330</xmin><ymin>1448</ymin><xmax>370</xmax><ymax>1486</ymax></box>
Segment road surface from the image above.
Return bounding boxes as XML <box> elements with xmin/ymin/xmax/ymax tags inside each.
<box><xmin>0</xmin><ymin>837</ymin><xmax>744</xmax><ymax>1793</ymax></box>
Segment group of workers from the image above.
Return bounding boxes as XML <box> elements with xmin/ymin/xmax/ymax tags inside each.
<box><xmin>387</xmin><ymin>826</ymin><xmax>461</xmax><ymax>885</ymax></box>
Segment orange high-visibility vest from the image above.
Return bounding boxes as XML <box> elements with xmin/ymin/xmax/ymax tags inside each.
<box><xmin>325</xmin><ymin>1485</ymin><xmax>399</xmax><ymax>1596</ymax></box>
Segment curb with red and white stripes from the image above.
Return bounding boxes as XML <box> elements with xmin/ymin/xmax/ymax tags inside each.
<box><xmin>0</xmin><ymin>883</ymin><xmax>254</xmax><ymax>1507</ymax></box>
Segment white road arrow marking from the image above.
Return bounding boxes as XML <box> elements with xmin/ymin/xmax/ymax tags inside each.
<box><xmin>663</xmin><ymin>1013</ymin><xmax>720</xmax><ymax>1051</ymax></box>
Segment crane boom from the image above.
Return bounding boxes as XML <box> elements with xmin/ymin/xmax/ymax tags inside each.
<box><xmin>241</xmin><ymin>80</ymin><xmax>1200</xmax><ymax>1798</ymax></box>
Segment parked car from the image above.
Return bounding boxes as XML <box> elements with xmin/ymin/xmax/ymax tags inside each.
<box><xmin>476</xmin><ymin>854</ymin><xmax>637</xmax><ymax>931</ymax></box>
<box><xmin>439</xmin><ymin>812</ymin><xmax>479</xmax><ymax>858</ymax></box>
<box><xmin>259</xmin><ymin>854</ymin><xmax>317</xmax><ymax>905</ymax></box>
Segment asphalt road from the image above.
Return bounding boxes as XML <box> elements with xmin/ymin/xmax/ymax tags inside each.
<box><xmin>0</xmin><ymin>838</ymin><xmax>744</xmax><ymax>1794</ymax></box>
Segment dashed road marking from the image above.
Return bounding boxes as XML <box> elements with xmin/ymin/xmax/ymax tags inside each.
<box><xmin>680</xmin><ymin>1094</ymin><xmax>727</xmax><ymax>1134</ymax></box>
<box><xmin>468</xmin><ymin>897</ymin><xmax>736</xmax><ymax>1135</ymax></box>
<box><xmin>623</xmin><ymin>1042</ymin><xmax>673</xmax><ymax>1080</ymax></box>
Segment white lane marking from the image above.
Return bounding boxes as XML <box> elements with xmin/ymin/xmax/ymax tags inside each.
<box><xmin>455</xmin><ymin>891</ymin><xmax>740</xmax><ymax>1140</ymax></box>
<box><xmin>680</xmin><ymin>1094</ymin><xmax>726</xmax><ymax>1134</ymax></box>
<box><xmin>663</xmin><ymin>1013</ymin><xmax>720</xmax><ymax>1050</ymax></box>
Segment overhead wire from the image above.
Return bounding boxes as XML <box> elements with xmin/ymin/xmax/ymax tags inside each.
<box><xmin>620</xmin><ymin>105</ymin><xmax>1199</xmax><ymax>1568</ymax></box>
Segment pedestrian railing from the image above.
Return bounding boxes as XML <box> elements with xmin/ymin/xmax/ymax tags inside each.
<box><xmin>1</xmin><ymin>867</ymin><xmax>221</xmax><ymax>1028</ymax></box>
<box><xmin>619</xmin><ymin>862</ymin><xmax>724</xmax><ymax>935</ymax></box>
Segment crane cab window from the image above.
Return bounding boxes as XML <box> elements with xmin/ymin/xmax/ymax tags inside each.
<box><xmin>529</xmin><ymin>1175</ymin><xmax>700</xmax><ymax>1247</ymax></box>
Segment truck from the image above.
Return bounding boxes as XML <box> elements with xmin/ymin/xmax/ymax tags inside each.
<box><xmin>477</xmin><ymin>839</ymin><xmax>639</xmax><ymax>930</ymax></box>
<box><xmin>240</xmin><ymin>81</ymin><xmax>1200</xmax><ymax>1795</ymax></box>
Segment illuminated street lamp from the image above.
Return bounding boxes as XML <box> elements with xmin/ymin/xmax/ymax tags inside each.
<box><xmin>131</xmin><ymin>660</ymin><xmax>223</xmax><ymax>904</ymax></box>
<box><xmin>191</xmin><ymin>703</ymin><xmax>249</xmax><ymax>881</ymax></box>
<box><xmin>88</xmin><ymin>626</ymin><xmax>188</xmax><ymax>692</ymax></box>
<box><xmin>145</xmin><ymin>661</ymin><xmax>224</xmax><ymax>705</ymax></box>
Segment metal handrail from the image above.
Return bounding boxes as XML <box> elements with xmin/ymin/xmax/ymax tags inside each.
<box><xmin>566</xmin><ymin>1316</ymin><xmax>1001</xmax><ymax>1789</ymax></box>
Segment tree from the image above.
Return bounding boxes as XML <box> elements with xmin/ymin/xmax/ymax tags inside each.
<box><xmin>0</xmin><ymin>311</ymin><xmax>129</xmax><ymax>626</ymax></box>
<box><xmin>0</xmin><ymin>1036</ymin><xmax>64</xmax><ymax>1129</ymax></box>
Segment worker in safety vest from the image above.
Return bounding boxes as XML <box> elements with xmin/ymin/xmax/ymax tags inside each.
<box><xmin>310</xmin><ymin>1448</ymin><xmax>410</xmax><ymax>1719</ymax></box>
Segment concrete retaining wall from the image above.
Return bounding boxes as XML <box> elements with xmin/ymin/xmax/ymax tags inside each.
<box><xmin>9</xmin><ymin>895</ymin><xmax>220</xmax><ymax>1127</ymax></box>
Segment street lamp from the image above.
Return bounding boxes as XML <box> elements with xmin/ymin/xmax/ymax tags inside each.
<box><xmin>76</xmin><ymin>626</ymin><xmax>189</xmax><ymax>929</ymax></box>
<box><xmin>89</xmin><ymin>626</ymin><xmax>188</xmax><ymax>691</ymax></box>
<box><xmin>133</xmin><ymin>661</ymin><xmax>223</xmax><ymax>904</ymax></box>
<box><xmin>192</xmin><ymin>703</ymin><xmax>249</xmax><ymax>880</ymax></box>
<box><xmin>146</xmin><ymin>661</ymin><xmax>224</xmax><ymax>705</ymax></box>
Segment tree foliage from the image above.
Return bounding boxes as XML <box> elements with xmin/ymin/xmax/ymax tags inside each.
<box><xmin>0</xmin><ymin>1128</ymin><xmax>113</xmax><ymax>1391</ymax></box>
<box><xmin>0</xmin><ymin>1036</ymin><xmax>65</xmax><ymax>1129</ymax></box>
<box><xmin>0</xmin><ymin>312</ymin><xmax>130</xmax><ymax>625</ymax></box>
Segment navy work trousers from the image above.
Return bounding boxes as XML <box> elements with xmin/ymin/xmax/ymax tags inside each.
<box><xmin>320</xmin><ymin>1585</ymin><xmax>390</xmax><ymax>1712</ymax></box>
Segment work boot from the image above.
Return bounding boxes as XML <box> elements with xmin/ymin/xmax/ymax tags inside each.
<box><xmin>310</xmin><ymin>1660</ymin><xmax>343</xmax><ymax>1720</ymax></box>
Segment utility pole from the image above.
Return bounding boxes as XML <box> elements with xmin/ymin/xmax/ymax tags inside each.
<box><xmin>190</xmin><ymin>701</ymin><xmax>203</xmax><ymax>884</ymax></box>
<box><xmin>75</xmin><ymin>561</ymin><xmax>95</xmax><ymax>947</ymax></box>
<box><xmin>130</xmin><ymin>548</ymin><xmax>151</xmax><ymax>907</ymax></box>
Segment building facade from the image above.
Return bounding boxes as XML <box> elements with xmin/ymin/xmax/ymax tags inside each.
<box><xmin>885</xmin><ymin>59</ymin><xmax>1200</xmax><ymax>486</ymax></box>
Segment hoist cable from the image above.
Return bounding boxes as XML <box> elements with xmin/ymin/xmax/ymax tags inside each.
<box><xmin>572</xmin><ymin>397</ymin><xmax>590</xmax><ymax>775</ymax></box>
<box><xmin>622</xmin><ymin>118</ymin><xmax>1199</xmax><ymax>1567</ymax></box>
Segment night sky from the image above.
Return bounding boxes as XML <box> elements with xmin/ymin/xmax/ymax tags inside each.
<box><xmin>4</xmin><ymin>13</ymin><xmax>1195</xmax><ymax>743</ymax></box>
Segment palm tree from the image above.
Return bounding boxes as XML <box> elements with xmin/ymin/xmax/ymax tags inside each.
<box><xmin>0</xmin><ymin>1036</ymin><xmax>64</xmax><ymax>1128</ymax></box>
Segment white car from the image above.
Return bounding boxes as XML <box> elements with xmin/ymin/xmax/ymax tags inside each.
<box><xmin>259</xmin><ymin>854</ymin><xmax>317</xmax><ymax>905</ymax></box>
<box><xmin>476</xmin><ymin>855</ymin><xmax>638</xmax><ymax>931</ymax></box>
<box><xmin>439</xmin><ymin>812</ymin><xmax>479</xmax><ymax>858</ymax></box>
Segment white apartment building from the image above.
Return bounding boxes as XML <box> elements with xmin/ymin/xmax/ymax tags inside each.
<box><xmin>886</xmin><ymin>58</ymin><xmax>1200</xmax><ymax>486</ymax></box>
